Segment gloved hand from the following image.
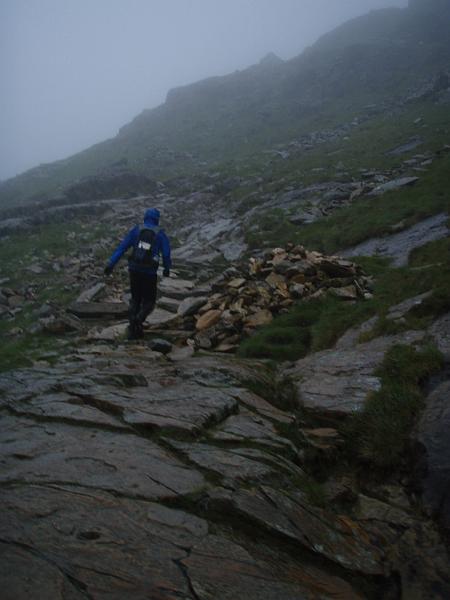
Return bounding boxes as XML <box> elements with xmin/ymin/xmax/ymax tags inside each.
<box><xmin>104</xmin><ymin>265</ymin><xmax>113</xmax><ymax>276</ymax></box>
<box><xmin>163</xmin><ymin>268</ymin><xmax>170</xmax><ymax>277</ymax></box>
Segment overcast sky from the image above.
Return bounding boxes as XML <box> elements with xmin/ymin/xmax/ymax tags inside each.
<box><xmin>0</xmin><ymin>0</ymin><xmax>408</xmax><ymax>181</ymax></box>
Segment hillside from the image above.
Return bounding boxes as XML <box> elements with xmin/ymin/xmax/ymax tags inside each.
<box><xmin>1</xmin><ymin>1</ymin><xmax>450</xmax><ymax>596</ymax></box>
<box><xmin>1</xmin><ymin>0</ymin><xmax>449</xmax><ymax>209</ymax></box>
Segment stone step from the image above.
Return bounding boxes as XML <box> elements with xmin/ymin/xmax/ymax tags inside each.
<box><xmin>68</xmin><ymin>302</ymin><xmax>129</xmax><ymax>319</ymax></box>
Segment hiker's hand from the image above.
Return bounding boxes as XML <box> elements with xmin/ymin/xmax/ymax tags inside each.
<box><xmin>163</xmin><ymin>268</ymin><xmax>170</xmax><ymax>277</ymax></box>
<box><xmin>104</xmin><ymin>265</ymin><xmax>113</xmax><ymax>276</ymax></box>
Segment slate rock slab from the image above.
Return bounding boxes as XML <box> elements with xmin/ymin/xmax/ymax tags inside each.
<box><xmin>428</xmin><ymin>311</ymin><xmax>450</xmax><ymax>360</ymax></box>
<box><xmin>0</xmin><ymin>416</ymin><xmax>205</xmax><ymax>500</ymax></box>
<box><xmin>158</xmin><ymin>277</ymin><xmax>195</xmax><ymax>300</ymax></box>
<box><xmin>0</xmin><ymin>486</ymin><xmax>205</xmax><ymax>599</ymax></box>
<box><xmin>370</xmin><ymin>176</ymin><xmax>419</xmax><ymax>195</ymax></box>
<box><xmin>76</xmin><ymin>281</ymin><xmax>106</xmax><ymax>303</ymax></box>
<box><xmin>5</xmin><ymin>390</ymin><xmax>131</xmax><ymax>431</ymax></box>
<box><xmin>341</xmin><ymin>213</ymin><xmax>449</xmax><ymax>266</ymax></box>
<box><xmin>122</xmin><ymin>385</ymin><xmax>238</xmax><ymax>434</ymax></box>
<box><xmin>168</xmin><ymin>441</ymin><xmax>304</xmax><ymax>484</ymax></box>
<box><xmin>208</xmin><ymin>486</ymin><xmax>384</xmax><ymax>575</ymax></box>
<box><xmin>177</xmin><ymin>296</ymin><xmax>208</xmax><ymax>317</ymax></box>
<box><xmin>182</xmin><ymin>534</ymin><xmax>364</xmax><ymax>600</ymax></box>
<box><xmin>386</xmin><ymin>137</ymin><xmax>423</xmax><ymax>156</ymax></box>
<box><xmin>211</xmin><ymin>409</ymin><xmax>297</xmax><ymax>454</ymax></box>
<box><xmin>286</xmin><ymin>330</ymin><xmax>425</xmax><ymax>418</ymax></box>
<box><xmin>145</xmin><ymin>307</ymin><xmax>180</xmax><ymax>328</ymax></box>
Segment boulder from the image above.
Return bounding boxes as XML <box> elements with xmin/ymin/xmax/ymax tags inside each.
<box><xmin>148</xmin><ymin>338</ymin><xmax>173</xmax><ymax>354</ymax></box>
<box><xmin>415</xmin><ymin>380</ymin><xmax>450</xmax><ymax>533</ymax></box>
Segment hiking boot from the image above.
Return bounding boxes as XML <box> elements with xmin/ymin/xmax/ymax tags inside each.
<box><xmin>127</xmin><ymin>325</ymin><xmax>137</xmax><ymax>340</ymax></box>
<box><xmin>135</xmin><ymin>322</ymin><xmax>144</xmax><ymax>339</ymax></box>
<box><xmin>127</xmin><ymin>319</ymin><xmax>144</xmax><ymax>340</ymax></box>
<box><xmin>127</xmin><ymin>319</ymin><xmax>138</xmax><ymax>340</ymax></box>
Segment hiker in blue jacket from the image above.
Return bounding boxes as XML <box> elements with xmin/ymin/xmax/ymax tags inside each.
<box><xmin>104</xmin><ymin>208</ymin><xmax>171</xmax><ymax>339</ymax></box>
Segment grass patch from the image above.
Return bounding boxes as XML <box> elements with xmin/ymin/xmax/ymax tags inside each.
<box><xmin>296</xmin><ymin>475</ymin><xmax>328</xmax><ymax>508</ymax></box>
<box><xmin>358</xmin><ymin>240</ymin><xmax>450</xmax><ymax>339</ymax></box>
<box><xmin>408</xmin><ymin>234</ymin><xmax>450</xmax><ymax>267</ymax></box>
<box><xmin>238</xmin><ymin>295</ymin><xmax>376</xmax><ymax>362</ymax></box>
<box><xmin>345</xmin><ymin>343</ymin><xmax>444</xmax><ymax>470</ymax></box>
<box><xmin>0</xmin><ymin>333</ymin><xmax>66</xmax><ymax>372</ymax></box>
<box><xmin>241</xmin><ymin>366</ymin><xmax>298</xmax><ymax>412</ymax></box>
<box><xmin>0</xmin><ymin>219</ymin><xmax>99</xmax><ymax>372</ymax></box>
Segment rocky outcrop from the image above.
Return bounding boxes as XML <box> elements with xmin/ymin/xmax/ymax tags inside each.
<box><xmin>1</xmin><ymin>345</ymin><xmax>449</xmax><ymax>598</ymax></box>
<box><xmin>63</xmin><ymin>169</ymin><xmax>157</xmax><ymax>203</ymax></box>
<box><xmin>416</xmin><ymin>379</ymin><xmax>450</xmax><ymax>534</ymax></box>
<box><xmin>341</xmin><ymin>213</ymin><xmax>449</xmax><ymax>266</ymax></box>
<box><xmin>369</xmin><ymin>176</ymin><xmax>419</xmax><ymax>196</ymax></box>
<box><xmin>286</xmin><ymin>329</ymin><xmax>426</xmax><ymax>419</ymax></box>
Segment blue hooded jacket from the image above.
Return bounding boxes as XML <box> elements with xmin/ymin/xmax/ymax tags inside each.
<box><xmin>107</xmin><ymin>208</ymin><xmax>171</xmax><ymax>276</ymax></box>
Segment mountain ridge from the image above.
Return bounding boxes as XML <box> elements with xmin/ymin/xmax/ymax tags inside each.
<box><xmin>1</xmin><ymin>1</ymin><xmax>449</xmax><ymax>209</ymax></box>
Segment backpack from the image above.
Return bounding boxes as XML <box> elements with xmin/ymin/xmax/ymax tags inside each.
<box><xmin>130</xmin><ymin>226</ymin><xmax>160</xmax><ymax>268</ymax></box>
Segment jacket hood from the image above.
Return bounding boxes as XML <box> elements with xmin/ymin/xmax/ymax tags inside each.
<box><xmin>144</xmin><ymin>208</ymin><xmax>160</xmax><ymax>226</ymax></box>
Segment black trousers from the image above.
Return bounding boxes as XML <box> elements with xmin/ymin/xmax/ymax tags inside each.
<box><xmin>129</xmin><ymin>271</ymin><xmax>157</xmax><ymax>325</ymax></box>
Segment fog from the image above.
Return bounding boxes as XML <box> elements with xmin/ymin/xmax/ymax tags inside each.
<box><xmin>0</xmin><ymin>0</ymin><xmax>408</xmax><ymax>181</ymax></box>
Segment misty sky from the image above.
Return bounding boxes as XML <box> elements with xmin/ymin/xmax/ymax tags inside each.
<box><xmin>0</xmin><ymin>0</ymin><xmax>408</xmax><ymax>181</ymax></box>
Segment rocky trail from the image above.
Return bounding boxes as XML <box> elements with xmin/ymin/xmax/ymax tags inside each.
<box><xmin>1</xmin><ymin>334</ymin><xmax>449</xmax><ymax>599</ymax></box>
<box><xmin>1</xmin><ymin>134</ymin><xmax>450</xmax><ymax>598</ymax></box>
<box><xmin>2</xmin><ymin>250</ymin><xmax>450</xmax><ymax>597</ymax></box>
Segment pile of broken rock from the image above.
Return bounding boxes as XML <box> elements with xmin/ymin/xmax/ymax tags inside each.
<box><xmin>180</xmin><ymin>244</ymin><xmax>373</xmax><ymax>352</ymax></box>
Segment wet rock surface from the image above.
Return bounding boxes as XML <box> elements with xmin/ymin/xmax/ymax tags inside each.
<box><xmin>285</xmin><ymin>330</ymin><xmax>426</xmax><ymax>418</ymax></box>
<box><xmin>416</xmin><ymin>379</ymin><xmax>450</xmax><ymax>534</ymax></box>
<box><xmin>1</xmin><ymin>337</ymin><xmax>450</xmax><ymax>598</ymax></box>
<box><xmin>1</xmin><ymin>147</ymin><xmax>450</xmax><ymax>597</ymax></box>
<box><xmin>341</xmin><ymin>213</ymin><xmax>449</xmax><ymax>266</ymax></box>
